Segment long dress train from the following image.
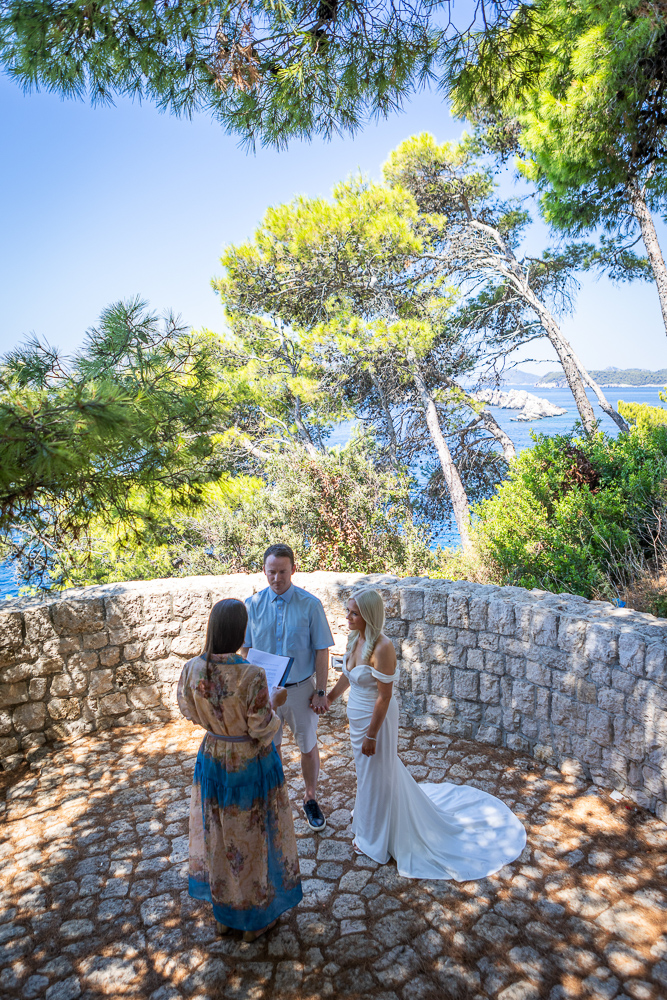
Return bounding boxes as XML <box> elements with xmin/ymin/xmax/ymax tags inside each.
<box><xmin>346</xmin><ymin>658</ymin><xmax>526</xmax><ymax>881</ymax></box>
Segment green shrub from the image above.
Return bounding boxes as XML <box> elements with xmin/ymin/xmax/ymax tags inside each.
<box><xmin>473</xmin><ymin>404</ymin><xmax>667</xmax><ymax>599</ymax></box>
<box><xmin>60</xmin><ymin>445</ymin><xmax>436</xmax><ymax>586</ymax></box>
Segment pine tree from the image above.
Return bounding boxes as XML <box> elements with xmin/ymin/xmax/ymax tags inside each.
<box><xmin>217</xmin><ymin>175</ymin><xmax>521</xmax><ymax>548</ymax></box>
<box><xmin>0</xmin><ymin>1</ymin><xmax>517</xmax><ymax>146</ymax></box>
<box><xmin>383</xmin><ymin>132</ymin><xmax>629</xmax><ymax>436</ymax></box>
<box><xmin>452</xmin><ymin>0</ymin><xmax>667</xmax><ymax>334</ymax></box>
<box><xmin>0</xmin><ymin>298</ymin><xmax>231</xmax><ymax>584</ymax></box>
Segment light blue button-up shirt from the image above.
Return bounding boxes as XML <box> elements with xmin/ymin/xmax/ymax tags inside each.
<box><xmin>244</xmin><ymin>584</ymin><xmax>334</xmax><ymax>684</ymax></box>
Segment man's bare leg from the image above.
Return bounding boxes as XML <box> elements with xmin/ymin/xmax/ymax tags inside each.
<box><xmin>301</xmin><ymin>744</ymin><xmax>320</xmax><ymax>803</ymax></box>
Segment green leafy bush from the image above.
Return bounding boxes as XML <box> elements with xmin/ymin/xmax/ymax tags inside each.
<box><xmin>473</xmin><ymin>404</ymin><xmax>667</xmax><ymax>599</ymax></box>
<box><xmin>62</xmin><ymin>444</ymin><xmax>435</xmax><ymax>586</ymax></box>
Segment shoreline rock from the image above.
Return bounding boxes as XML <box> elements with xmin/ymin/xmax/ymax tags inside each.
<box><xmin>474</xmin><ymin>388</ymin><xmax>567</xmax><ymax>421</ymax></box>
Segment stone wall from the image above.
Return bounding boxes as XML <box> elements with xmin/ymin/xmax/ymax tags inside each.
<box><xmin>1</xmin><ymin>573</ymin><xmax>666</xmax><ymax>821</ymax></box>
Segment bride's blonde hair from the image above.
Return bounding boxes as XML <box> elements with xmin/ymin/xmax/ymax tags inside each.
<box><xmin>346</xmin><ymin>588</ymin><xmax>385</xmax><ymax>664</ymax></box>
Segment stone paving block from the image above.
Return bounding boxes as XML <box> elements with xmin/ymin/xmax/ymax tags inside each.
<box><xmin>44</xmin><ymin>977</ymin><xmax>81</xmax><ymax>1000</ymax></box>
<box><xmin>316</xmin><ymin>840</ymin><xmax>353</xmax><ymax>862</ymax></box>
<box><xmin>2</xmin><ymin>688</ymin><xmax>667</xmax><ymax>1000</ymax></box>
<box><xmin>498</xmin><ymin>983</ymin><xmax>540</xmax><ymax>1000</ymax></box>
<box><xmin>596</xmin><ymin>901</ymin><xmax>658</xmax><ymax>943</ymax></box>
<box><xmin>473</xmin><ymin>912</ymin><xmax>519</xmax><ymax>944</ymax></box>
<box><xmin>326</xmin><ymin>934</ymin><xmax>381</xmax><ymax>965</ymax></box>
<box><xmin>331</xmin><ymin>893</ymin><xmax>365</xmax><ymax>919</ymax></box>
<box><xmin>81</xmin><ymin>955</ymin><xmax>145</xmax><ymax>992</ymax></box>
<box><xmin>140</xmin><ymin>893</ymin><xmax>177</xmax><ymax>927</ymax></box>
<box><xmin>374</xmin><ymin>944</ymin><xmax>421</xmax><ymax>986</ymax></box>
<box><xmin>372</xmin><ymin>911</ymin><xmax>425</xmax><ymax>948</ymax></box>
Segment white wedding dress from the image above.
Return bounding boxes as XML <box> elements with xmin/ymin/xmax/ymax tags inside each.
<box><xmin>345</xmin><ymin>657</ymin><xmax>527</xmax><ymax>880</ymax></box>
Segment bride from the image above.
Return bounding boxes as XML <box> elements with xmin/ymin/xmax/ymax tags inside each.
<box><xmin>325</xmin><ymin>588</ymin><xmax>526</xmax><ymax>880</ymax></box>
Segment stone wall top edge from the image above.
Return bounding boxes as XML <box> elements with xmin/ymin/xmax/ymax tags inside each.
<box><xmin>2</xmin><ymin>572</ymin><xmax>667</xmax><ymax>635</ymax></box>
<box><xmin>0</xmin><ymin>573</ymin><xmax>263</xmax><ymax>612</ymax></box>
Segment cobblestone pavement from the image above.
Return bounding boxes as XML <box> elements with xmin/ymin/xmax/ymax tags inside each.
<box><xmin>1</xmin><ymin>701</ymin><xmax>667</xmax><ymax>1000</ymax></box>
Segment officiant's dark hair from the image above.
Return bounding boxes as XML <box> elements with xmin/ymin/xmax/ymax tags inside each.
<box><xmin>204</xmin><ymin>599</ymin><xmax>248</xmax><ymax>657</ymax></box>
<box><xmin>263</xmin><ymin>543</ymin><xmax>295</xmax><ymax>566</ymax></box>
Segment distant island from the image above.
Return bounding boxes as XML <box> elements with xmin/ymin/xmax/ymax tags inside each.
<box><xmin>500</xmin><ymin>367</ymin><xmax>542</xmax><ymax>385</ymax></box>
<box><xmin>536</xmin><ymin>367</ymin><xmax>667</xmax><ymax>387</ymax></box>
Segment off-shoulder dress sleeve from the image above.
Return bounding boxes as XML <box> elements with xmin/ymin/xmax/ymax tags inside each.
<box><xmin>245</xmin><ymin>668</ymin><xmax>281</xmax><ymax>744</ymax></box>
<box><xmin>371</xmin><ymin>665</ymin><xmax>399</xmax><ymax>684</ymax></box>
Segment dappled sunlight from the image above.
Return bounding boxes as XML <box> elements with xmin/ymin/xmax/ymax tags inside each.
<box><xmin>1</xmin><ymin>705</ymin><xmax>666</xmax><ymax>1000</ymax></box>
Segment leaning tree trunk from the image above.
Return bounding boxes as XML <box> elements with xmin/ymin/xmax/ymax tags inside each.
<box><xmin>517</xmin><ymin>281</ymin><xmax>629</xmax><ymax>434</ymax></box>
<box><xmin>370</xmin><ymin>370</ymin><xmax>400</xmax><ymax>468</ymax></box>
<box><xmin>478</xmin><ymin>409</ymin><xmax>517</xmax><ymax>462</ymax></box>
<box><xmin>518</xmin><ymin>284</ymin><xmax>598</xmax><ymax>435</ymax></box>
<box><xmin>409</xmin><ymin>356</ymin><xmax>472</xmax><ymax>550</ymax></box>
<box><xmin>293</xmin><ymin>398</ymin><xmax>320</xmax><ymax>457</ymax></box>
<box><xmin>442</xmin><ymin>378</ymin><xmax>517</xmax><ymax>462</ymax></box>
<box><xmin>577</xmin><ymin>368</ymin><xmax>629</xmax><ymax>434</ymax></box>
<box><xmin>627</xmin><ymin>178</ymin><xmax>667</xmax><ymax>337</ymax></box>
<box><xmin>519</xmin><ymin>293</ymin><xmax>629</xmax><ymax>434</ymax></box>
<box><xmin>465</xmin><ymin>218</ymin><xmax>628</xmax><ymax>437</ymax></box>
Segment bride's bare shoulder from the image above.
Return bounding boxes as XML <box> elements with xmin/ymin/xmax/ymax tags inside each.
<box><xmin>372</xmin><ymin>634</ymin><xmax>397</xmax><ymax>673</ymax></box>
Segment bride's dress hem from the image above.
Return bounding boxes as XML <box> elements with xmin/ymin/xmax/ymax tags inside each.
<box><xmin>346</xmin><ymin>658</ymin><xmax>526</xmax><ymax>883</ymax></box>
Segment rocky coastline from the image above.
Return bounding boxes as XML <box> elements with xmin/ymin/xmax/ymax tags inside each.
<box><xmin>474</xmin><ymin>388</ymin><xmax>568</xmax><ymax>421</ymax></box>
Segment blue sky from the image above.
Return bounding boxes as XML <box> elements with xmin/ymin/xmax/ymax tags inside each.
<box><xmin>2</xmin><ymin>75</ymin><xmax>666</xmax><ymax>373</ymax></box>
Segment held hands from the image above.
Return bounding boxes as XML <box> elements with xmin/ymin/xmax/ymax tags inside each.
<box><xmin>361</xmin><ymin>736</ymin><xmax>376</xmax><ymax>757</ymax></box>
<box><xmin>310</xmin><ymin>692</ymin><xmax>329</xmax><ymax>715</ymax></box>
<box><xmin>270</xmin><ymin>687</ymin><xmax>288</xmax><ymax>710</ymax></box>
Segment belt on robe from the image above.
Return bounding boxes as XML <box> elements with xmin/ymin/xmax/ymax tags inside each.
<box><xmin>205</xmin><ymin>732</ymin><xmax>253</xmax><ymax>742</ymax></box>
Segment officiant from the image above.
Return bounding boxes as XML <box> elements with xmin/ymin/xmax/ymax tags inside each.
<box><xmin>242</xmin><ymin>544</ymin><xmax>334</xmax><ymax>832</ymax></box>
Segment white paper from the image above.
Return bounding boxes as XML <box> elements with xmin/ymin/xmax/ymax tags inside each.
<box><xmin>247</xmin><ymin>648</ymin><xmax>293</xmax><ymax>690</ymax></box>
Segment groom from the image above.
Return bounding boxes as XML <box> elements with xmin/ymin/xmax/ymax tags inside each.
<box><xmin>242</xmin><ymin>544</ymin><xmax>333</xmax><ymax>832</ymax></box>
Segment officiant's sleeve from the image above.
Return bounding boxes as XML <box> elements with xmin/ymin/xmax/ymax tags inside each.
<box><xmin>243</xmin><ymin>596</ymin><xmax>254</xmax><ymax>649</ymax></box>
<box><xmin>245</xmin><ymin>667</ymin><xmax>281</xmax><ymax>745</ymax></box>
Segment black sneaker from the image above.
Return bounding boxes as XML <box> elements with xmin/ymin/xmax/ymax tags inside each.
<box><xmin>303</xmin><ymin>799</ymin><xmax>326</xmax><ymax>832</ymax></box>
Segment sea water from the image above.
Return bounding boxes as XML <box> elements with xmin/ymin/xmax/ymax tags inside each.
<box><xmin>328</xmin><ymin>385</ymin><xmax>667</xmax><ymax>548</ymax></box>
<box><xmin>2</xmin><ymin>387</ymin><xmax>665</xmax><ymax>596</ymax></box>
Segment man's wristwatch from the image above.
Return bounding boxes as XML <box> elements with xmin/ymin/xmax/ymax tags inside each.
<box><xmin>317</xmin><ymin>689</ymin><xmax>326</xmax><ymax>697</ymax></box>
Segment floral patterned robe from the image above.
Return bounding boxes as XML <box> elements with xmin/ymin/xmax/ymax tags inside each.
<box><xmin>177</xmin><ymin>652</ymin><xmax>302</xmax><ymax>931</ymax></box>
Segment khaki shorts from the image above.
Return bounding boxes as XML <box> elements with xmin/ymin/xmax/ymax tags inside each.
<box><xmin>274</xmin><ymin>674</ymin><xmax>319</xmax><ymax>754</ymax></box>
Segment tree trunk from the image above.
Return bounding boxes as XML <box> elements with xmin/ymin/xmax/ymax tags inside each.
<box><xmin>370</xmin><ymin>370</ymin><xmax>400</xmax><ymax>467</ymax></box>
<box><xmin>238</xmin><ymin>436</ymin><xmax>272</xmax><ymax>461</ymax></box>
<box><xmin>409</xmin><ymin>355</ymin><xmax>472</xmax><ymax>550</ymax></box>
<box><xmin>293</xmin><ymin>398</ymin><xmax>320</xmax><ymax>457</ymax></box>
<box><xmin>517</xmin><ymin>282</ymin><xmax>630</xmax><ymax>435</ymax></box>
<box><xmin>516</xmin><ymin>282</ymin><xmax>598</xmax><ymax>435</ymax></box>
<box><xmin>577</xmin><ymin>368</ymin><xmax>630</xmax><ymax>434</ymax></box>
<box><xmin>477</xmin><ymin>409</ymin><xmax>517</xmax><ymax>462</ymax></box>
<box><xmin>441</xmin><ymin>377</ymin><xmax>517</xmax><ymax>462</ymax></box>
<box><xmin>626</xmin><ymin>178</ymin><xmax>667</xmax><ymax>336</ymax></box>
